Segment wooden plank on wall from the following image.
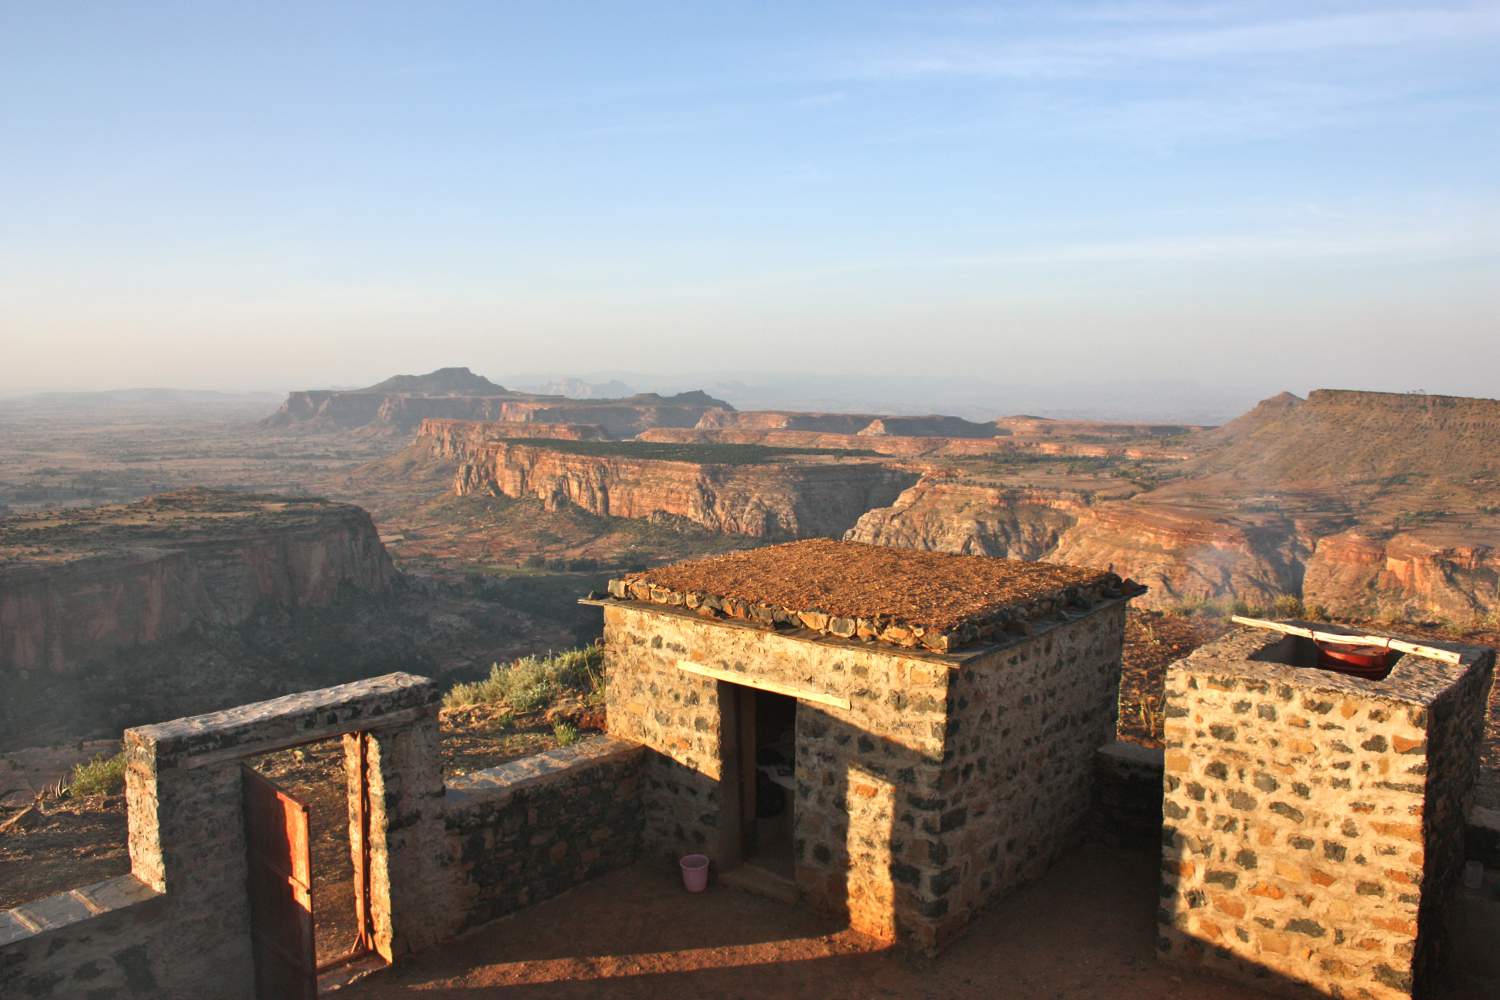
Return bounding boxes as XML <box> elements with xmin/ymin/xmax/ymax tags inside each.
<box><xmin>1230</xmin><ymin>616</ymin><xmax>1464</xmax><ymax>665</ymax></box>
<box><xmin>676</xmin><ymin>660</ymin><xmax>852</xmax><ymax>711</ymax></box>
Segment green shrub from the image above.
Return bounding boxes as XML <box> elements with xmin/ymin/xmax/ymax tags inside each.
<box><xmin>1270</xmin><ymin>594</ymin><xmax>1306</xmax><ymax>619</ymax></box>
<box><xmin>442</xmin><ymin>644</ymin><xmax>604</xmax><ymax>712</ymax></box>
<box><xmin>552</xmin><ymin>720</ymin><xmax>580</xmax><ymax>747</ymax></box>
<box><xmin>70</xmin><ymin>752</ymin><xmax>126</xmax><ymax>797</ymax></box>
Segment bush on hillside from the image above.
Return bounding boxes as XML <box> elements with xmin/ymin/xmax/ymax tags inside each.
<box><xmin>70</xmin><ymin>752</ymin><xmax>126</xmax><ymax>797</ymax></box>
<box><xmin>443</xmin><ymin>644</ymin><xmax>603</xmax><ymax>712</ymax></box>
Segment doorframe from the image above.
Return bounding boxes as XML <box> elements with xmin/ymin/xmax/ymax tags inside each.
<box><xmin>242</xmin><ymin>732</ymin><xmax>381</xmax><ymax>999</ymax></box>
<box><xmin>718</xmin><ymin>682</ymin><xmax>799</xmax><ymax>877</ymax></box>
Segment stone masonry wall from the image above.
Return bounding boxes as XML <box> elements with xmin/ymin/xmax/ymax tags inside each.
<box><xmin>602</xmin><ymin>603</ymin><xmax>953</xmax><ymax>949</ymax></box>
<box><xmin>0</xmin><ymin>673</ymin><xmax>445</xmax><ymax>999</ymax></box>
<box><xmin>1158</xmin><ymin>630</ymin><xmax>1494</xmax><ymax>999</ymax></box>
<box><xmin>603</xmin><ymin>599</ymin><xmax>1130</xmax><ymax>954</ymax></box>
<box><xmin>444</xmin><ymin>737</ymin><xmax>645</xmax><ymax>933</ymax></box>
<box><xmin>935</xmin><ymin>601</ymin><xmax>1127</xmax><ymax>951</ymax></box>
<box><xmin>1091</xmin><ymin>741</ymin><xmax>1167</xmax><ymax>848</ymax></box>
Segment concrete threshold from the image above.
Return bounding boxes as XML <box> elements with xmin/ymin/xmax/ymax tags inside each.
<box><xmin>720</xmin><ymin>863</ymin><xmax>799</xmax><ymax>905</ymax></box>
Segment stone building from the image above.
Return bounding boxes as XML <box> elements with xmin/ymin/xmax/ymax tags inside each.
<box><xmin>1157</xmin><ymin>621</ymin><xmax>1495</xmax><ymax>999</ymax></box>
<box><xmin>596</xmin><ymin>538</ymin><xmax>1141</xmax><ymax>954</ymax></box>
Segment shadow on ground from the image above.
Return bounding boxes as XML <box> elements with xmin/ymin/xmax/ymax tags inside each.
<box><xmin>343</xmin><ymin>845</ymin><xmax>1299</xmax><ymax>1000</ymax></box>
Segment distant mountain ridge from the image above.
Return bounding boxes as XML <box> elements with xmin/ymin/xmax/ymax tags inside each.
<box><xmin>1185</xmin><ymin>389</ymin><xmax>1500</xmax><ymax>487</ymax></box>
<box><xmin>263</xmin><ymin>367</ymin><xmax>733</xmax><ymax>433</ymax></box>
<box><xmin>359</xmin><ymin>366</ymin><xmax>508</xmax><ymax>395</ymax></box>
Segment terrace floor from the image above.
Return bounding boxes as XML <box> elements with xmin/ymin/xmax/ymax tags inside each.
<box><xmin>340</xmin><ymin>845</ymin><xmax>1320</xmax><ymax>1000</ymax></box>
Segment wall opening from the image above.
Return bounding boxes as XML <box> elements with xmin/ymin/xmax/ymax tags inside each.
<box><xmin>731</xmin><ymin>686</ymin><xmax>797</xmax><ymax>881</ymax></box>
<box><xmin>245</xmin><ymin>734</ymin><xmax>377</xmax><ymax>995</ymax></box>
<box><xmin>1250</xmin><ymin>633</ymin><xmax>1403</xmax><ymax>680</ymax></box>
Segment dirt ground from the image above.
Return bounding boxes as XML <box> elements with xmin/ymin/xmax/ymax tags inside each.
<box><xmin>1117</xmin><ymin>609</ymin><xmax>1234</xmax><ymax>746</ymax></box>
<box><xmin>338</xmin><ymin>846</ymin><xmax>1289</xmax><ymax>1000</ymax></box>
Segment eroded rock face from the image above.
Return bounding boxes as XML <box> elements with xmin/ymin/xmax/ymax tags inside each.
<box><xmin>418</xmin><ymin>418</ymin><xmax>607</xmax><ymax>460</ymax></box>
<box><xmin>845</xmin><ymin>390</ymin><xmax>1500</xmax><ymax>618</ymax></box>
<box><xmin>0</xmin><ymin>489</ymin><xmax>395</xmax><ymax>677</ymax></box>
<box><xmin>845</xmin><ymin>478</ymin><xmax>1095</xmax><ymax>560</ymax></box>
<box><xmin>451</xmin><ymin>441</ymin><xmax>919</xmax><ymax>539</ymax></box>
<box><xmin>1048</xmin><ymin>503</ymin><xmax>1317</xmax><ymax>608</ymax></box>
<box><xmin>1302</xmin><ymin>529</ymin><xmax>1500</xmax><ymax>619</ymax></box>
<box><xmin>693</xmin><ymin>409</ymin><xmax>1002</xmax><ymax>438</ymax></box>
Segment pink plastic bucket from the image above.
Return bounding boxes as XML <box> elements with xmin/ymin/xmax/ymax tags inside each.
<box><xmin>680</xmin><ymin>854</ymin><xmax>710</xmax><ymax>893</ymax></box>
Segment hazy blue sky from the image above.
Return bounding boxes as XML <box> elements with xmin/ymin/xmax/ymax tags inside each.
<box><xmin>3</xmin><ymin>2</ymin><xmax>1498</xmax><ymax>400</ymax></box>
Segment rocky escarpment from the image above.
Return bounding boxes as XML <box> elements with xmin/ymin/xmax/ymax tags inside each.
<box><xmin>264</xmin><ymin>368</ymin><xmax>731</xmax><ymax>435</ymax></box>
<box><xmin>638</xmin><ymin>425</ymin><xmax>1189</xmax><ymax>461</ymax></box>
<box><xmin>694</xmin><ymin>408</ymin><xmax>1000</xmax><ymax>438</ymax></box>
<box><xmin>0</xmin><ymin>489</ymin><xmax>395</xmax><ymax>677</ymax></box>
<box><xmin>849</xmin><ymin>390</ymin><xmax>1500</xmax><ymax>618</ymax></box>
<box><xmin>1186</xmin><ymin>388</ymin><xmax>1500</xmax><ymax>484</ymax></box>
<box><xmin>1300</xmin><ymin>527</ymin><xmax>1500</xmax><ymax>620</ymax></box>
<box><xmin>846</xmin><ymin>477</ymin><xmax>1112</xmax><ymax>560</ymax></box>
<box><xmin>418</xmin><ymin>419</ymin><xmax>608</xmax><ymax>460</ymax></box>
<box><xmin>452</xmin><ymin>441</ymin><xmax>919</xmax><ymax>539</ymax></box>
<box><xmin>1047</xmin><ymin>503</ymin><xmax>1321</xmax><ymax>608</ymax></box>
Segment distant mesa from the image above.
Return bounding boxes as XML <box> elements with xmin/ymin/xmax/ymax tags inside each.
<box><xmin>0</xmin><ymin>488</ymin><xmax>394</xmax><ymax>677</ymax></box>
<box><xmin>359</xmin><ymin>366</ymin><xmax>508</xmax><ymax>395</ymax></box>
<box><xmin>262</xmin><ymin>366</ymin><xmax>734</xmax><ymax>434</ymax></box>
<box><xmin>1185</xmin><ymin>388</ymin><xmax>1500</xmax><ymax>484</ymax></box>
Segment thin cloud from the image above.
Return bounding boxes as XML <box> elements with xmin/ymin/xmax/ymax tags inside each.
<box><xmin>851</xmin><ymin>3</ymin><xmax>1500</xmax><ymax>80</ymax></box>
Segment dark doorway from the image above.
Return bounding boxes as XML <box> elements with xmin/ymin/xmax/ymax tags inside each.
<box><xmin>734</xmin><ymin>687</ymin><xmax>797</xmax><ymax>879</ymax></box>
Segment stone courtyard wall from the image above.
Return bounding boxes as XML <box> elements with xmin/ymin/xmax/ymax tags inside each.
<box><xmin>1091</xmin><ymin>740</ymin><xmax>1167</xmax><ymax>847</ymax></box>
<box><xmin>443</xmin><ymin>736</ymin><xmax>645</xmax><ymax>932</ymax></box>
<box><xmin>1157</xmin><ymin>629</ymin><xmax>1494</xmax><ymax>999</ymax></box>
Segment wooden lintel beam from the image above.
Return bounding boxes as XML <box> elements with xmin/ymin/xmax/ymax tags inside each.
<box><xmin>676</xmin><ymin>660</ymin><xmax>852</xmax><ymax>711</ymax></box>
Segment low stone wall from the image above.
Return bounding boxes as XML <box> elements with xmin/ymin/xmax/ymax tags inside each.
<box><xmin>443</xmin><ymin>737</ymin><xmax>646</xmax><ymax>933</ymax></box>
<box><xmin>1090</xmin><ymin>741</ymin><xmax>1166</xmax><ymax>848</ymax></box>
<box><xmin>0</xmin><ymin>875</ymin><xmax>166</xmax><ymax>997</ymax></box>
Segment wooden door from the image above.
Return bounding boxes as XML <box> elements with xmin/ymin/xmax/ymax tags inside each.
<box><xmin>243</xmin><ymin>765</ymin><xmax>317</xmax><ymax>1000</ymax></box>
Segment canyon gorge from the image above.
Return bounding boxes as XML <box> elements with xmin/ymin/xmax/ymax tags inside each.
<box><xmin>393</xmin><ymin>381</ymin><xmax>1500</xmax><ymax>621</ymax></box>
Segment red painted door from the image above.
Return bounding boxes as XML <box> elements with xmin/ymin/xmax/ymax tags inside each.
<box><xmin>243</xmin><ymin>765</ymin><xmax>317</xmax><ymax>1000</ymax></box>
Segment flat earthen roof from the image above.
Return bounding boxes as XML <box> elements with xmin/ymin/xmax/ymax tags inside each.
<box><xmin>606</xmin><ymin>539</ymin><xmax>1133</xmax><ymax>652</ymax></box>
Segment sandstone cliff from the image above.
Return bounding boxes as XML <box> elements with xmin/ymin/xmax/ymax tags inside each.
<box><xmin>0</xmin><ymin>489</ymin><xmax>395</xmax><ymax>677</ymax></box>
<box><xmin>451</xmin><ymin>440</ymin><xmax>918</xmax><ymax>539</ymax></box>
<box><xmin>418</xmin><ymin>419</ymin><xmax>608</xmax><ymax>461</ymax></box>
<box><xmin>847</xmin><ymin>390</ymin><xmax>1500</xmax><ymax>618</ymax></box>
<box><xmin>638</xmin><ymin>425</ymin><xmax>1189</xmax><ymax>461</ymax></box>
<box><xmin>846</xmin><ymin>477</ymin><xmax>1107</xmax><ymax>559</ymax></box>
<box><xmin>1300</xmin><ymin>527</ymin><xmax>1500</xmax><ymax>620</ymax></box>
<box><xmin>693</xmin><ymin>408</ymin><xmax>1000</xmax><ymax>438</ymax></box>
